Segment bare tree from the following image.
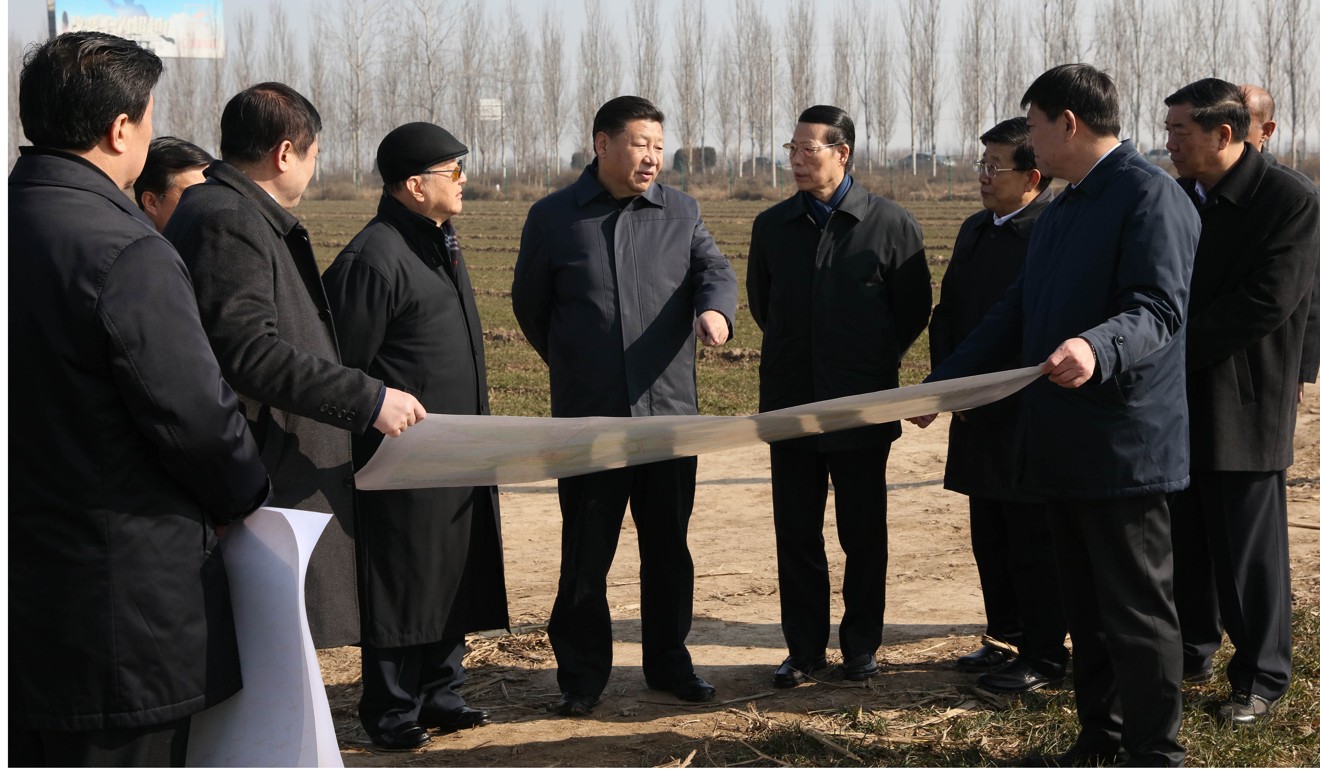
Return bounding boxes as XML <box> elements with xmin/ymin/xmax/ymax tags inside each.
<box><xmin>692</xmin><ymin>0</ymin><xmax>713</xmax><ymax>176</ymax></box>
<box><xmin>863</xmin><ymin>15</ymin><xmax>896</xmax><ymax>168</ymax></box>
<box><xmin>958</xmin><ymin>1</ymin><xmax>990</xmax><ymax>158</ymax></box>
<box><xmin>1039</xmin><ymin>0</ymin><xmax>1083</xmax><ymax>68</ymax></box>
<box><xmin>304</xmin><ymin>6</ymin><xmax>330</xmax><ymax>181</ymax></box>
<box><xmin>1256</xmin><ymin>0</ymin><xmax>1285</xmax><ymax>92</ymax></box>
<box><xmin>576</xmin><ymin>0</ymin><xmax>621</xmax><ymax>164</ymax></box>
<box><xmin>457</xmin><ymin>1</ymin><xmax>488</xmax><ymax>172</ymax></box>
<box><xmin>901</xmin><ymin>0</ymin><xmax>922</xmax><ymax>173</ymax></box>
<box><xmin>831</xmin><ymin>4</ymin><xmax>854</xmax><ymax>113</ymax></box>
<box><xmin>538</xmin><ymin>4</ymin><xmax>567</xmax><ymax>174</ymax></box>
<box><xmin>1281</xmin><ymin>0</ymin><xmax>1315</xmax><ymax>165</ymax></box>
<box><xmin>992</xmin><ymin>2</ymin><xmax>1028</xmax><ymax>121</ymax></box>
<box><xmin>783</xmin><ymin>0</ymin><xmax>816</xmax><ymax>133</ymax></box>
<box><xmin>628</xmin><ymin>0</ymin><xmax>663</xmax><ymax>101</ymax></box>
<box><xmin>262</xmin><ymin>1</ymin><xmax>299</xmax><ymax>87</ymax></box>
<box><xmin>713</xmin><ymin>34</ymin><xmax>741</xmax><ymax>176</ymax></box>
<box><xmin>327</xmin><ymin>0</ymin><xmax>383</xmax><ymax>190</ymax></box>
<box><xmin>231</xmin><ymin>9</ymin><xmax>258</xmax><ymax>91</ymax></box>
<box><xmin>400</xmin><ymin>0</ymin><xmax>458</xmax><ymax>124</ymax></box>
<box><xmin>673</xmin><ymin>0</ymin><xmax>707</xmax><ymax>174</ymax></box>
<box><xmin>498</xmin><ymin>0</ymin><xmax>534</xmax><ymax>177</ymax></box>
<box><xmin>908</xmin><ymin>0</ymin><xmax>943</xmax><ymax>172</ymax></box>
<box><xmin>1096</xmin><ymin>0</ymin><xmax>1156</xmax><ymax>151</ymax></box>
<box><xmin>162</xmin><ymin>58</ymin><xmax>202</xmax><ymax>143</ymax></box>
<box><xmin>852</xmin><ymin>0</ymin><xmax>877</xmax><ymax>168</ymax></box>
<box><xmin>742</xmin><ymin>1</ymin><xmax>775</xmax><ymax>176</ymax></box>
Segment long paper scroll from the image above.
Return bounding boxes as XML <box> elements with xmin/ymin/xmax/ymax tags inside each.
<box><xmin>356</xmin><ymin>367</ymin><xmax>1040</xmax><ymax>490</ymax></box>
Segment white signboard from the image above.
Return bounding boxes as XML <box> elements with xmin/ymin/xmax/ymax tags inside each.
<box><xmin>56</xmin><ymin>1</ymin><xmax>224</xmax><ymax>59</ymax></box>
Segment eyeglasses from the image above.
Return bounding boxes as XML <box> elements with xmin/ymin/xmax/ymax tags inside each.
<box><xmin>783</xmin><ymin>142</ymin><xmax>842</xmax><ymax>158</ymax></box>
<box><xmin>418</xmin><ymin>158</ymin><xmax>465</xmax><ymax>182</ymax></box>
<box><xmin>973</xmin><ymin>160</ymin><xmax>1030</xmax><ymax>178</ymax></box>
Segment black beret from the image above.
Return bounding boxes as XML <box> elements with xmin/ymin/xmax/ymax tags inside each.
<box><xmin>376</xmin><ymin>122</ymin><xmax>468</xmax><ymax>184</ymax></box>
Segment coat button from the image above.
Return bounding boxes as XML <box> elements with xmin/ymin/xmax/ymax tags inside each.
<box><xmin>343</xmin><ymin>476</ymin><xmax>355</xmax><ymax>488</ymax></box>
<box><xmin>319</xmin><ymin>404</ymin><xmax>328</xmax><ymax>413</ymax></box>
<box><xmin>1116</xmin><ymin>336</ymin><xmax>1125</xmax><ymax>345</ymax></box>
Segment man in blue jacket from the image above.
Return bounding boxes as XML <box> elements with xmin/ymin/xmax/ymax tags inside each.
<box><xmin>914</xmin><ymin>64</ymin><xmax>1200</xmax><ymax>767</ymax></box>
<box><xmin>513</xmin><ymin>95</ymin><xmax>738</xmax><ymax>717</ymax></box>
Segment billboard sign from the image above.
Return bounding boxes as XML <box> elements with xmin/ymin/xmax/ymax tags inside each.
<box><xmin>55</xmin><ymin>1</ymin><xmax>224</xmax><ymax>59</ymax></box>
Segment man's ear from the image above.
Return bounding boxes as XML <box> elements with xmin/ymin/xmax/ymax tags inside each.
<box><xmin>1261</xmin><ymin>120</ymin><xmax>1277</xmax><ymax>143</ymax></box>
<box><xmin>593</xmin><ymin>131</ymin><xmax>609</xmax><ymax>158</ymax></box>
<box><xmin>1024</xmin><ymin>168</ymin><xmax>1043</xmax><ymax>193</ymax></box>
<box><xmin>1061</xmin><ymin>109</ymin><xmax>1078</xmax><ymax>140</ymax></box>
<box><xmin>141</xmin><ymin>189</ymin><xmax>161</xmax><ymax>217</ymax></box>
<box><xmin>274</xmin><ymin>139</ymin><xmax>296</xmax><ymax>172</ymax></box>
<box><xmin>107</xmin><ymin>113</ymin><xmax>131</xmax><ymax>154</ymax></box>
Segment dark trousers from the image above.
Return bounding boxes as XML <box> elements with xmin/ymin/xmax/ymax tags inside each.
<box><xmin>771</xmin><ymin>443</ymin><xmax>890</xmax><ymax>661</ymax></box>
<box><xmin>1172</xmin><ymin>470</ymin><xmax>1292</xmax><ymax>700</ymax></box>
<box><xmin>359</xmin><ymin>636</ymin><xmax>467</xmax><ymax>738</ymax></box>
<box><xmin>548</xmin><ymin>457</ymin><xmax>698</xmax><ymax>698</ymax></box>
<box><xmin>1048</xmin><ymin>494</ymin><xmax>1184</xmax><ymax>766</ymax></box>
<box><xmin>968</xmin><ymin>496</ymin><xmax>1069</xmax><ymax>677</ymax></box>
<box><xmin>9</xmin><ymin>716</ymin><xmax>190</xmax><ymax>767</ymax></box>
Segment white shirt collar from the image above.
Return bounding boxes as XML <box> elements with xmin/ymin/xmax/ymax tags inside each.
<box><xmin>992</xmin><ymin>203</ymin><xmax>1030</xmax><ymax>227</ymax></box>
<box><xmin>1192</xmin><ymin>180</ymin><xmax>1209</xmax><ymax>204</ymax></box>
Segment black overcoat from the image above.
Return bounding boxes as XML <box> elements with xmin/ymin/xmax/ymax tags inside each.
<box><xmin>929</xmin><ymin>193</ymin><xmax>1050</xmax><ymax>500</ymax></box>
<box><xmin>10</xmin><ymin>149</ymin><xmax>269</xmax><ymax>730</ymax></box>
<box><xmin>165</xmin><ymin>162</ymin><xmax>383</xmax><ymax>648</ymax></box>
<box><xmin>1179</xmin><ymin>144</ymin><xmax>1320</xmax><ymax>471</ymax></box>
<box><xmin>747</xmin><ymin>180</ymin><xmax>932</xmax><ymax>452</ymax></box>
<box><xmin>323</xmin><ymin>196</ymin><xmax>509</xmax><ymax>646</ymax></box>
<box><xmin>1261</xmin><ymin>151</ymin><xmax>1320</xmax><ymax>384</ymax></box>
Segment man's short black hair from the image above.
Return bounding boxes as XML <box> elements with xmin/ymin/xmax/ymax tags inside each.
<box><xmin>19</xmin><ymin>31</ymin><xmax>161</xmax><ymax>152</ymax></box>
<box><xmin>133</xmin><ymin>136</ymin><xmax>214</xmax><ymax>206</ymax></box>
<box><xmin>1164</xmin><ymin>79</ymin><xmax>1250</xmax><ymax>141</ymax></box>
<box><xmin>220</xmin><ymin>81</ymin><xmax>321</xmax><ymax>165</ymax></box>
<box><xmin>1021</xmin><ymin>63</ymin><xmax>1121</xmax><ymax>138</ymax></box>
<box><xmin>592</xmin><ymin>96</ymin><xmax>664</xmax><ymax>142</ymax></box>
<box><xmin>979</xmin><ymin>116</ymin><xmax>1053</xmax><ymax>192</ymax></box>
<box><xmin>797</xmin><ymin>104</ymin><xmax>856</xmax><ymax>172</ymax></box>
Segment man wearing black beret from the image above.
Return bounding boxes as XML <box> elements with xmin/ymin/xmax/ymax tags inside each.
<box><xmin>324</xmin><ymin>122</ymin><xmax>509</xmax><ymax>751</ymax></box>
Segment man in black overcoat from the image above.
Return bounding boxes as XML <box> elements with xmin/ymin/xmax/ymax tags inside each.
<box><xmin>1164</xmin><ymin>79</ymin><xmax>1320</xmax><ymax>725</ymax></box>
<box><xmin>10</xmin><ymin>32</ymin><xmax>269</xmax><ymax>766</ymax></box>
<box><xmin>165</xmin><ymin>83</ymin><xmax>426</xmax><ymax>649</ymax></box>
<box><xmin>747</xmin><ymin>105</ymin><xmax>932</xmax><ymax>688</ymax></box>
<box><xmin>926</xmin><ymin>117</ymin><xmax>1068</xmax><ymax>695</ymax></box>
<box><xmin>323</xmin><ymin>123</ymin><xmax>510</xmax><ymax>751</ymax></box>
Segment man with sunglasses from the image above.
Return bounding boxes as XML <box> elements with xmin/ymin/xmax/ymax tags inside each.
<box><xmin>323</xmin><ymin>122</ymin><xmax>508</xmax><ymax>751</ymax></box>
<box><xmin>747</xmin><ymin>104</ymin><xmax>932</xmax><ymax>688</ymax></box>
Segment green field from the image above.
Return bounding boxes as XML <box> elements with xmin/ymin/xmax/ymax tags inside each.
<box><xmin>297</xmin><ymin>197</ymin><xmax>979</xmax><ymax>418</ymax></box>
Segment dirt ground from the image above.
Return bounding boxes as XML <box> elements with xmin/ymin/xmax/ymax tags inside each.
<box><xmin>321</xmin><ymin>391</ymin><xmax>1320</xmax><ymax>767</ymax></box>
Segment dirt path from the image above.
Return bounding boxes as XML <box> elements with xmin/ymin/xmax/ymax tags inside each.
<box><xmin>325</xmin><ymin>393</ymin><xmax>1320</xmax><ymax>767</ymax></box>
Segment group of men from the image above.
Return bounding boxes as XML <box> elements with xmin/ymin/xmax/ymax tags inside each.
<box><xmin>10</xmin><ymin>29</ymin><xmax>1317</xmax><ymax>770</ymax></box>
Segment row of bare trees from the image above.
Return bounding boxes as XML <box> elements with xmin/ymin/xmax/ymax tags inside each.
<box><xmin>7</xmin><ymin>0</ymin><xmax>1317</xmax><ymax>183</ymax></box>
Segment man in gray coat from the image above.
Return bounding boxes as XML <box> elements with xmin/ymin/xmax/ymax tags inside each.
<box><xmin>166</xmin><ymin>83</ymin><xmax>426</xmax><ymax>649</ymax></box>
<box><xmin>513</xmin><ymin>95</ymin><xmax>737</xmax><ymax>717</ymax></box>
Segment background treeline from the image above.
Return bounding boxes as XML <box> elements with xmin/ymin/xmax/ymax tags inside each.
<box><xmin>6</xmin><ymin>0</ymin><xmax>1316</xmax><ymax>199</ymax></box>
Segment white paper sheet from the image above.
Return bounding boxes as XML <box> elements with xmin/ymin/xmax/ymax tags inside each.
<box><xmin>187</xmin><ymin>507</ymin><xmax>343</xmax><ymax>768</ymax></box>
<box><xmin>356</xmin><ymin>367</ymin><xmax>1040</xmax><ymax>490</ymax></box>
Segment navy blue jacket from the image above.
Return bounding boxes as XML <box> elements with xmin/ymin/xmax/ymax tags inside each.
<box><xmin>513</xmin><ymin>164</ymin><xmax>738</xmax><ymax>417</ymax></box>
<box><xmin>930</xmin><ymin>141</ymin><xmax>1201</xmax><ymax>499</ymax></box>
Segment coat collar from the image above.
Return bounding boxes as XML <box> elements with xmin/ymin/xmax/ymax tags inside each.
<box><xmin>779</xmin><ymin>178</ymin><xmax>876</xmax><ymax>223</ymax></box>
<box><xmin>571</xmin><ymin>160</ymin><xmax>666</xmax><ymax>209</ymax></box>
<box><xmin>1059</xmin><ymin>139</ymin><xmax>1139</xmax><ymax>203</ymax></box>
<box><xmin>1179</xmin><ymin>142</ymin><xmax>1265</xmax><ymax>210</ymax></box>
<box><xmin>970</xmin><ymin>187</ymin><xmax>1055</xmax><ymax>237</ymax></box>
<box><xmin>374</xmin><ymin>192</ymin><xmax>451</xmax><ymax>268</ymax></box>
<box><xmin>203</xmin><ymin>160</ymin><xmax>304</xmax><ymax>236</ymax></box>
<box><xmin>12</xmin><ymin>146</ymin><xmax>155</xmax><ymax>227</ymax></box>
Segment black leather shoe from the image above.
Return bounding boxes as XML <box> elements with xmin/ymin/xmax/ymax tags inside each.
<box><xmin>842</xmin><ymin>653</ymin><xmax>880</xmax><ymax>681</ymax></box>
<box><xmin>553</xmin><ymin>692</ymin><xmax>601</xmax><ymax>717</ymax></box>
<box><xmin>370</xmin><ymin>721</ymin><xmax>431</xmax><ymax>751</ymax></box>
<box><xmin>1183</xmin><ymin>658</ymin><xmax>1214</xmax><ymax>684</ymax></box>
<box><xmin>650</xmin><ymin>673</ymin><xmax>717</xmax><ymax>702</ymax></box>
<box><xmin>1214</xmin><ymin>689</ymin><xmax>1276</xmax><ymax>726</ymax></box>
<box><xmin>773</xmin><ymin>655</ymin><xmax>828</xmax><ymax>688</ymax></box>
<box><xmin>956</xmin><ymin>644</ymin><xmax>1015</xmax><ymax>672</ymax></box>
<box><xmin>977</xmin><ymin>659</ymin><xmax>1065</xmax><ymax>694</ymax></box>
<box><xmin>419</xmin><ymin>705</ymin><xmax>490</xmax><ymax>732</ymax></box>
<box><xmin>1019</xmin><ymin>743</ymin><xmax>1125</xmax><ymax>767</ymax></box>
